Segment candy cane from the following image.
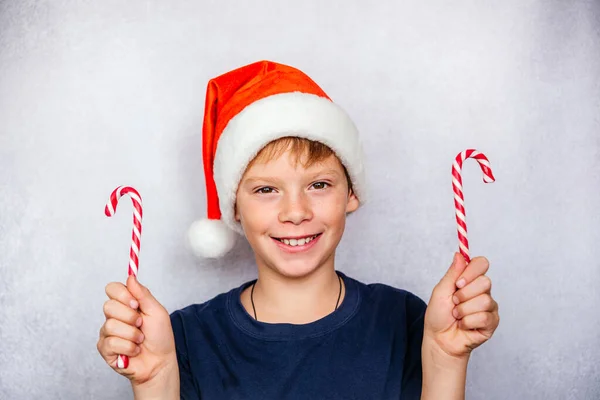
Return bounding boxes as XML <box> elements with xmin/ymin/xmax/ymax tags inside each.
<box><xmin>452</xmin><ymin>150</ymin><xmax>495</xmax><ymax>264</ymax></box>
<box><xmin>104</xmin><ymin>185</ymin><xmax>143</xmax><ymax>369</ymax></box>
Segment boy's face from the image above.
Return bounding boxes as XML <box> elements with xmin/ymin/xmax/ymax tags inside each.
<box><xmin>235</xmin><ymin>148</ymin><xmax>359</xmax><ymax>278</ymax></box>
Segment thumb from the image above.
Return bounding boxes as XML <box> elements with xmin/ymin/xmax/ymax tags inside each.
<box><xmin>438</xmin><ymin>252</ymin><xmax>468</xmax><ymax>294</ymax></box>
<box><xmin>126</xmin><ymin>274</ymin><xmax>162</xmax><ymax>315</ymax></box>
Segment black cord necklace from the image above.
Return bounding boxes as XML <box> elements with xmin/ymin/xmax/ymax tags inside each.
<box><xmin>250</xmin><ymin>274</ymin><xmax>343</xmax><ymax>322</ymax></box>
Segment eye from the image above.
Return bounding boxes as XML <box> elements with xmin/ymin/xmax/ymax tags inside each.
<box><xmin>311</xmin><ymin>182</ymin><xmax>329</xmax><ymax>190</ymax></box>
<box><xmin>255</xmin><ymin>187</ymin><xmax>275</xmax><ymax>194</ymax></box>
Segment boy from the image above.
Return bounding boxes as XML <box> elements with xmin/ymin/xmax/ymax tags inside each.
<box><xmin>97</xmin><ymin>61</ymin><xmax>500</xmax><ymax>399</ymax></box>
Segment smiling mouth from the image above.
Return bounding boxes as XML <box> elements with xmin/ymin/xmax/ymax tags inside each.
<box><xmin>272</xmin><ymin>233</ymin><xmax>322</xmax><ymax>247</ymax></box>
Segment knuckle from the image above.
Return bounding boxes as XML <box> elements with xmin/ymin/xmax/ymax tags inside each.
<box><xmin>482</xmin><ymin>312</ymin><xmax>492</xmax><ymax>325</ymax></box>
<box><xmin>102</xmin><ymin>301</ymin><xmax>112</xmax><ymax>316</ymax></box>
<box><xmin>481</xmin><ymin>275</ymin><xmax>492</xmax><ymax>290</ymax></box>
<box><xmin>105</xmin><ymin>282</ymin><xmax>116</xmax><ymax>295</ymax></box>
<box><xmin>472</xmin><ymin>256</ymin><xmax>489</xmax><ymax>270</ymax></box>
<box><xmin>481</xmin><ymin>256</ymin><xmax>490</xmax><ymax>267</ymax></box>
<box><xmin>480</xmin><ymin>257</ymin><xmax>490</xmax><ymax>272</ymax></box>
<box><xmin>482</xmin><ymin>295</ymin><xmax>493</xmax><ymax>309</ymax></box>
<box><xmin>105</xmin><ymin>318</ymin><xmax>117</xmax><ymax>333</ymax></box>
<box><xmin>489</xmin><ymin>298</ymin><xmax>498</xmax><ymax>311</ymax></box>
<box><xmin>105</xmin><ymin>282</ymin><xmax>122</xmax><ymax>298</ymax></box>
<box><xmin>106</xmin><ymin>336</ymin><xmax>117</xmax><ymax>349</ymax></box>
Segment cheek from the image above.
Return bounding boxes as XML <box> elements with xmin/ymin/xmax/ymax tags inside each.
<box><xmin>238</xmin><ymin>200</ymin><xmax>275</xmax><ymax>231</ymax></box>
<box><xmin>313</xmin><ymin>195</ymin><xmax>349</xmax><ymax>224</ymax></box>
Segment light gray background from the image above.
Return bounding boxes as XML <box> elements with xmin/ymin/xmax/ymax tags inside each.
<box><xmin>1</xmin><ymin>1</ymin><xmax>599</xmax><ymax>399</ymax></box>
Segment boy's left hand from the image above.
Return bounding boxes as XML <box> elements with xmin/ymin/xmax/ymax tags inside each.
<box><xmin>423</xmin><ymin>253</ymin><xmax>500</xmax><ymax>360</ymax></box>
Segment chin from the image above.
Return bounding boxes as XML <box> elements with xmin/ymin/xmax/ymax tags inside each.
<box><xmin>256</xmin><ymin>251</ymin><xmax>334</xmax><ymax>280</ymax></box>
<box><xmin>273</xmin><ymin>259</ymin><xmax>323</xmax><ymax>279</ymax></box>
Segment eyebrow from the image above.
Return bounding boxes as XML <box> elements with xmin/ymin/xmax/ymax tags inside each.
<box><xmin>242</xmin><ymin>169</ymin><xmax>342</xmax><ymax>186</ymax></box>
<box><xmin>312</xmin><ymin>169</ymin><xmax>342</xmax><ymax>178</ymax></box>
<box><xmin>242</xmin><ymin>176</ymin><xmax>285</xmax><ymax>186</ymax></box>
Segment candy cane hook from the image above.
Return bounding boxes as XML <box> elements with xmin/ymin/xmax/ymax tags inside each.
<box><xmin>452</xmin><ymin>150</ymin><xmax>495</xmax><ymax>264</ymax></box>
<box><xmin>105</xmin><ymin>186</ymin><xmax>143</xmax><ymax>369</ymax></box>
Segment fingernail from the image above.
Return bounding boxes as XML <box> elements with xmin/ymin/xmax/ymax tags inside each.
<box><xmin>452</xmin><ymin>308</ymin><xmax>459</xmax><ymax>318</ymax></box>
<box><xmin>130</xmin><ymin>300</ymin><xmax>138</xmax><ymax>309</ymax></box>
<box><xmin>134</xmin><ymin>346</ymin><xmax>141</xmax><ymax>354</ymax></box>
<box><xmin>135</xmin><ymin>317</ymin><xmax>142</xmax><ymax>327</ymax></box>
<box><xmin>452</xmin><ymin>295</ymin><xmax>460</xmax><ymax>305</ymax></box>
<box><xmin>456</xmin><ymin>278</ymin><xmax>466</xmax><ymax>288</ymax></box>
<box><xmin>138</xmin><ymin>333</ymin><xmax>145</xmax><ymax>343</ymax></box>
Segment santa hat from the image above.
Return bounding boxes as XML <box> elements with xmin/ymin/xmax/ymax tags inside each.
<box><xmin>188</xmin><ymin>60</ymin><xmax>366</xmax><ymax>258</ymax></box>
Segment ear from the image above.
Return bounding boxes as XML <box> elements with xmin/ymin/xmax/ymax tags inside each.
<box><xmin>234</xmin><ymin>202</ymin><xmax>241</xmax><ymax>222</ymax></box>
<box><xmin>345</xmin><ymin>190</ymin><xmax>359</xmax><ymax>213</ymax></box>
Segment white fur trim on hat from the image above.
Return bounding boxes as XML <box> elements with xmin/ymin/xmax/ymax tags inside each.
<box><xmin>214</xmin><ymin>92</ymin><xmax>366</xmax><ymax>235</ymax></box>
<box><xmin>187</xmin><ymin>218</ymin><xmax>237</xmax><ymax>258</ymax></box>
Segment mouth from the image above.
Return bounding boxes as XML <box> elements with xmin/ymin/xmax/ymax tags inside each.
<box><xmin>271</xmin><ymin>233</ymin><xmax>322</xmax><ymax>247</ymax></box>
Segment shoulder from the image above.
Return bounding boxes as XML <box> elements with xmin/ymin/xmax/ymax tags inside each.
<box><xmin>347</xmin><ymin>274</ymin><xmax>428</xmax><ymax>325</ymax></box>
<box><xmin>363</xmin><ymin>280</ymin><xmax>426</xmax><ymax>305</ymax></box>
<box><xmin>169</xmin><ymin>284</ymin><xmax>242</xmax><ymax>331</ymax></box>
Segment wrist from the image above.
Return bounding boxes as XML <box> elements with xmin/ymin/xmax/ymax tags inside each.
<box><xmin>421</xmin><ymin>337</ymin><xmax>469</xmax><ymax>400</ymax></box>
<box><xmin>422</xmin><ymin>334</ymin><xmax>470</xmax><ymax>369</ymax></box>
<box><xmin>132</xmin><ymin>356</ymin><xmax>179</xmax><ymax>400</ymax></box>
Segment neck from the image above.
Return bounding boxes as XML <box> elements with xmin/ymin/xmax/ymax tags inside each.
<box><xmin>243</xmin><ymin>265</ymin><xmax>345</xmax><ymax>324</ymax></box>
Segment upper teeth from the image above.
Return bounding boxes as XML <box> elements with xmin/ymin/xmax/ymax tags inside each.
<box><xmin>281</xmin><ymin>235</ymin><xmax>318</xmax><ymax>246</ymax></box>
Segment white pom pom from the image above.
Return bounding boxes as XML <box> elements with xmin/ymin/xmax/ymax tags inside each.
<box><xmin>187</xmin><ymin>219</ymin><xmax>237</xmax><ymax>258</ymax></box>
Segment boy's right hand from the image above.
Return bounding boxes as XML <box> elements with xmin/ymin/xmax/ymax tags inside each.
<box><xmin>97</xmin><ymin>275</ymin><xmax>177</xmax><ymax>386</ymax></box>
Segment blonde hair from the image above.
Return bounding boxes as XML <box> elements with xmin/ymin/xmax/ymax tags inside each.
<box><xmin>247</xmin><ymin>136</ymin><xmax>353</xmax><ymax>192</ymax></box>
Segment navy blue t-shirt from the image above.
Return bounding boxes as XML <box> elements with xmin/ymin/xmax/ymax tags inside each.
<box><xmin>170</xmin><ymin>272</ymin><xmax>427</xmax><ymax>400</ymax></box>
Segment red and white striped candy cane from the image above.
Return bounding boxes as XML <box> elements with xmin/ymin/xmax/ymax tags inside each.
<box><xmin>452</xmin><ymin>150</ymin><xmax>495</xmax><ymax>264</ymax></box>
<box><xmin>104</xmin><ymin>185</ymin><xmax>143</xmax><ymax>369</ymax></box>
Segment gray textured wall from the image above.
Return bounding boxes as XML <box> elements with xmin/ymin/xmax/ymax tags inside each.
<box><xmin>1</xmin><ymin>1</ymin><xmax>599</xmax><ymax>399</ymax></box>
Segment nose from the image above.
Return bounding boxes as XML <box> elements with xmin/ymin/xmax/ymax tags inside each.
<box><xmin>278</xmin><ymin>191</ymin><xmax>313</xmax><ymax>225</ymax></box>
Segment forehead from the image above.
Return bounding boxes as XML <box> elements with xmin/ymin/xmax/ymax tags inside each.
<box><xmin>243</xmin><ymin>148</ymin><xmax>343</xmax><ymax>177</ymax></box>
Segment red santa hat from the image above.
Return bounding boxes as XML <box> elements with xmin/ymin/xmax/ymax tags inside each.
<box><xmin>188</xmin><ymin>60</ymin><xmax>366</xmax><ymax>258</ymax></box>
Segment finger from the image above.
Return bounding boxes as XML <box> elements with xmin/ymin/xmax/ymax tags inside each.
<box><xmin>453</xmin><ymin>294</ymin><xmax>496</xmax><ymax>319</ymax></box>
<box><xmin>455</xmin><ymin>256</ymin><xmax>490</xmax><ymax>289</ymax></box>
<box><xmin>457</xmin><ymin>311</ymin><xmax>498</xmax><ymax>331</ymax></box>
<box><xmin>103</xmin><ymin>299</ymin><xmax>143</xmax><ymax>327</ymax></box>
<box><xmin>453</xmin><ymin>275</ymin><xmax>492</xmax><ymax>304</ymax></box>
<box><xmin>437</xmin><ymin>253</ymin><xmax>468</xmax><ymax>295</ymax></box>
<box><xmin>103</xmin><ymin>318</ymin><xmax>145</xmax><ymax>345</ymax></box>
<box><xmin>105</xmin><ymin>282</ymin><xmax>139</xmax><ymax>310</ymax></box>
<box><xmin>98</xmin><ymin>336</ymin><xmax>141</xmax><ymax>362</ymax></box>
<box><xmin>126</xmin><ymin>275</ymin><xmax>162</xmax><ymax>316</ymax></box>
